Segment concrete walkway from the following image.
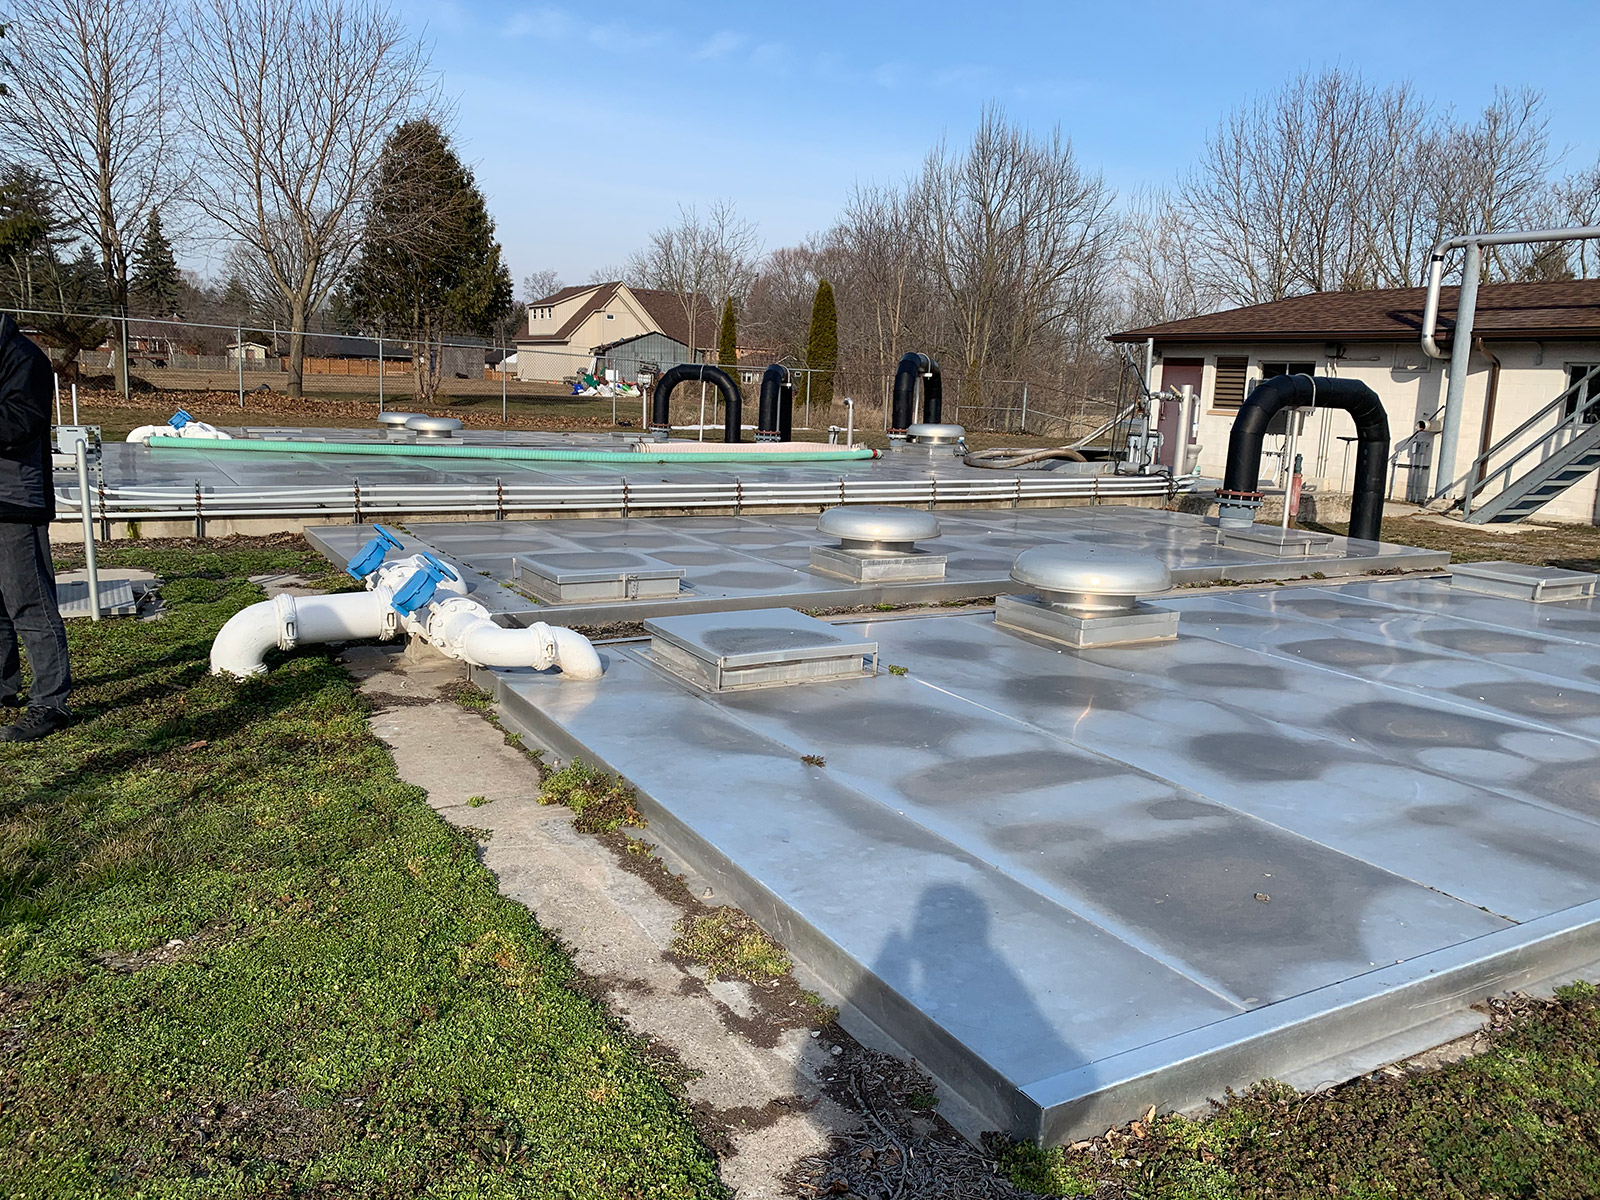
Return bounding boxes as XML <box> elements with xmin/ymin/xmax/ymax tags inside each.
<box><xmin>340</xmin><ymin>641</ymin><xmax>856</xmax><ymax>1198</ymax></box>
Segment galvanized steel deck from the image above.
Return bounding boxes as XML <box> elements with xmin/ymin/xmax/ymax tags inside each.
<box><xmin>306</xmin><ymin>506</ymin><xmax>1447</xmax><ymax>626</ymax></box>
<box><xmin>475</xmin><ymin>572</ymin><xmax>1600</xmax><ymax>1143</ymax></box>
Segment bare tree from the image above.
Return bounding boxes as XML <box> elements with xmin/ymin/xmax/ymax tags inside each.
<box><xmin>1431</xmin><ymin>87</ymin><xmax>1555</xmax><ymax>281</ymax></box>
<box><xmin>1118</xmin><ymin>187</ymin><xmax>1211</xmax><ymax>327</ymax></box>
<box><xmin>829</xmin><ymin>184</ymin><xmax>927</xmax><ymax>398</ymax></box>
<box><xmin>0</xmin><ymin>0</ymin><xmax>184</xmax><ymax>392</ymax></box>
<box><xmin>1558</xmin><ymin>155</ymin><xmax>1600</xmax><ymax>278</ymax></box>
<box><xmin>913</xmin><ymin>106</ymin><xmax>1118</xmax><ymax>407</ymax></box>
<box><xmin>184</xmin><ymin>0</ymin><xmax>432</xmax><ymax>395</ymax></box>
<box><xmin>627</xmin><ymin>199</ymin><xmax>760</xmax><ymax>361</ymax></box>
<box><xmin>1175</xmin><ymin>72</ymin><xmax>1562</xmax><ymax>301</ymax></box>
<box><xmin>521</xmin><ymin>269</ymin><xmax>564</xmax><ymax>302</ymax></box>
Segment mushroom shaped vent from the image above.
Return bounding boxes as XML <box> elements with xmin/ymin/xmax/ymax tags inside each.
<box><xmin>812</xmin><ymin>505</ymin><xmax>946</xmax><ymax>582</ymax></box>
<box><xmin>405</xmin><ymin>415</ymin><xmax>463</xmax><ymax>438</ymax></box>
<box><xmin>376</xmin><ymin>411</ymin><xmax>424</xmax><ymax>427</ymax></box>
<box><xmin>906</xmin><ymin>422</ymin><xmax>966</xmax><ymax>446</ymax></box>
<box><xmin>999</xmin><ymin>546</ymin><xmax>1177</xmax><ymax>648</ymax></box>
<box><xmin>818</xmin><ymin>505</ymin><xmax>940</xmax><ymax>551</ymax></box>
<box><xmin>1011</xmin><ymin>546</ymin><xmax>1172</xmax><ymax>614</ymax></box>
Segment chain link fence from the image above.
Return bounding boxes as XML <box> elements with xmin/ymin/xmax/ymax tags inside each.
<box><xmin>21</xmin><ymin>307</ymin><xmax>1123</xmax><ymax>443</ymax></box>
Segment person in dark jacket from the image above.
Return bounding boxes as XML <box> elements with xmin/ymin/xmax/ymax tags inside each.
<box><xmin>0</xmin><ymin>313</ymin><xmax>71</xmax><ymax>742</ymax></box>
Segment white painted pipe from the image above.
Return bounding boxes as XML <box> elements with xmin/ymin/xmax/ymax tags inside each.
<box><xmin>127</xmin><ymin>420</ymin><xmax>234</xmax><ymax>444</ymax></box>
<box><xmin>423</xmin><ymin>598</ymin><xmax>603</xmax><ymax>680</ymax></box>
<box><xmin>209</xmin><ymin>553</ymin><xmax>603</xmax><ymax>682</ymax></box>
<box><xmin>211</xmin><ymin>590</ymin><xmax>387</xmax><ymax>677</ymax></box>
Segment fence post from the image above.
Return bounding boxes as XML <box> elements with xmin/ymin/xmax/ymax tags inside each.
<box><xmin>119</xmin><ymin>313</ymin><xmax>130</xmax><ymax>402</ymax></box>
<box><xmin>236</xmin><ymin>325</ymin><xmax>244</xmax><ymax>407</ymax></box>
<box><xmin>1021</xmin><ymin>383</ymin><xmax>1028</xmax><ymax>435</ymax></box>
<box><xmin>75</xmin><ymin>441</ymin><xmax>101</xmax><ymax>621</ymax></box>
<box><xmin>500</xmin><ymin>339</ymin><xmax>507</xmax><ymax>423</ymax></box>
<box><xmin>378</xmin><ymin>335</ymin><xmax>385</xmax><ymax>413</ymax></box>
<box><xmin>805</xmin><ymin>371</ymin><xmax>811</xmax><ymax>431</ymax></box>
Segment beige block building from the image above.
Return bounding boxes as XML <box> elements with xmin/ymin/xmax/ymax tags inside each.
<box><xmin>1111</xmin><ymin>281</ymin><xmax>1600</xmax><ymax>524</ymax></box>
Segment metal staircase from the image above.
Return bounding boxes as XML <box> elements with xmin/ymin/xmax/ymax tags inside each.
<box><xmin>1450</xmin><ymin>364</ymin><xmax>1600</xmax><ymax>523</ymax></box>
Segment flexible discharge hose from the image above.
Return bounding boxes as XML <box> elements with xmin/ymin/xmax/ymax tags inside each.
<box><xmin>961</xmin><ymin>446</ymin><xmax>1089</xmax><ymax>469</ymax></box>
<box><xmin>147</xmin><ymin>435</ymin><xmax>874</xmax><ymax>464</ymax></box>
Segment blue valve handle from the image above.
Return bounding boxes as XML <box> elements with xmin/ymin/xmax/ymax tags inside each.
<box><xmin>345</xmin><ymin>524</ymin><xmax>404</xmax><ymax>580</ymax></box>
<box><xmin>168</xmin><ymin>408</ymin><xmax>193</xmax><ymax>429</ymax></box>
<box><xmin>418</xmin><ymin>551</ymin><xmax>459</xmax><ymax>582</ymax></box>
<box><xmin>390</xmin><ymin>559</ymin><xmax>447</xmax><ymax>617</ymax></box>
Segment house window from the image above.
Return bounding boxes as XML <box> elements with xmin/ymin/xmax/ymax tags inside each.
<box><xmin>1212</xmin><ymin>355</ymin><xmax>1249</xmax><ymax>408</ymax></box>
<box><xmin>605</xmin><ymin>313</ymin><xmax>615</xmax><ymax>320</ymax></box>
<box><xmin>1564</xmin><ymin>364</ymin><xmax>1600</xmax><ymax>423</ymax></box>
<box><xmin>1260</xmin><ymin>361</ymin><xmax>1317</xmax><ymax>383</ymax></box>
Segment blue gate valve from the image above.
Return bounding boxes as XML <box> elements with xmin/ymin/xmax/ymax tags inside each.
<box><xmin>168</xmin><ymin>408</ymin><xmax>193</xmax><ymax>430</ymax></box>
<box><xmin>345</xmin><ymin>524</ymin><xmax>403</xmax><ymax>580</ymax></box>
<box><xmin>390</xmin><ymin>558</ymin><xmax>450</xmax><ymax>617</ymax></box>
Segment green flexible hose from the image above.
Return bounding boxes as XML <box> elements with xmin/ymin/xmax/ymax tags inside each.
<box><xmin>146</xmin><ymin>436</ymin><xmax>878</xmax><ymax>464</ymax></box>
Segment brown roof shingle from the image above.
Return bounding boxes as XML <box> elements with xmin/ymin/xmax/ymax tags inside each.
<box><xmin>1109</xmin><ymin>279</ymin><xmax>1600</xmax><ymax>345</ymax></box>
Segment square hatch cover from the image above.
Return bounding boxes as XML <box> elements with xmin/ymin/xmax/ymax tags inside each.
<box><xmin>644</xmin><ymin>608</ymin><xmax>878</xmax><ymax>692</ymax></box>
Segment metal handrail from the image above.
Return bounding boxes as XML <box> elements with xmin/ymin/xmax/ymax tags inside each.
<box><xmin>53</xmin><ymin>472</ymin><xmax>1197</xmax><ymax>524</ymax></box>
<box><xmin>1435</xmin><ymin>364</ymin><xmax>1600</xmax><ymax>514</ymax></box>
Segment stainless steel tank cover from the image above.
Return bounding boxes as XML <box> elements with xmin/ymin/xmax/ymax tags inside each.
<box><xmin>906</xmin><ymin>423</ymin><xmax>966</xmax><ymax>444</ymax></box>
<box><xmin>817</xmin><ymin>505</ymin><xmax>941</xmax><ymax>544</ymax></box>
<box><xmin>1011</xmin><ymin>544</ymin><xmax>1172</xmax><ymax>602</ymax></box>
<box><xmin>376</xmin><ymin>411</ymin><xmax>424</xmax><ymax>427</ymax></box>
<box><xmin>406</xmin><ymin>416</ymin><xmax>464</xmax><ymax>436</ymax></box>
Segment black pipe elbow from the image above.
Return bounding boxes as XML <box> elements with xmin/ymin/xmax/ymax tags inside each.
<box><xmin>757</xmin><ymin>364</ymin><xmax>792</xmax><ymax>443</ymax></box>
<box><xmin>1220</xmin><ymin>374</ymin><xmax>1390</xmax><ymax>543</ymax></box>
<box><xmin>891</xmin><ymin>353</ymin><xmax>942</xmax><ymax>432</ymax></box>
<box><xmin>649</xmin><ymin>364</ymin><xmax>745</xmax><ymax>443</ymax></box>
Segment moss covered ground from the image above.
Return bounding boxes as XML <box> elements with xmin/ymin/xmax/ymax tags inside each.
<box><xmin>0</xmin><ymin>536</ymin><xmax>724</xmax><ymax>1198</ymax></box>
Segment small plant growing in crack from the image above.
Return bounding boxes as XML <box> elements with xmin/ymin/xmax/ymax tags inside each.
<box><xmin>885</xmin><ymin>664</ymin><xmax>908</xmax><ymax>676</ymax></box>
<box><xmin>539</xmin><ymin>759</ymin><xmax>645</xmax><ymax>833</ymax></box>
<box><xmin>801</xmin><ymin>754</ymin><xmax>826</xmax><ymax>767</ymax></box>
<box><xmin>466</xmin><ymin>794</ymin><xmax>491</xmax><ymax>808</ymax></box>
<box><xmin>671</xmin><ymin>908</ymin><xmax>791</xmax><ymax>983</ymax></box>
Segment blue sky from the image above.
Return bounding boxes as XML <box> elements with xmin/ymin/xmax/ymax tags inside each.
<box><xmin>395</xmin><ymin>0</ymin><xmax>1600</xmax><ymax>293</ymax></box>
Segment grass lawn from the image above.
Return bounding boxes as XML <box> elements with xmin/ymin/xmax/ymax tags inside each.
<box><xmin>0</xmin><ymin>536</ymin><xmax>724</xmax><ymax>1198</ymax></box>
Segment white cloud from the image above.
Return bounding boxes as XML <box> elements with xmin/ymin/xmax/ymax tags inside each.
<box><xmin>694</xmin><ymin>30</ymin><xmax>747</xmax><ymax>61</ymax></box>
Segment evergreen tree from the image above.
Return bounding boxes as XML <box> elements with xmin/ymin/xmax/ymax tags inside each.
<box><xmin>805</xmin><ymin>278</ymin><xmax>838</xmax><ymax>409</ymax></box>
<box><xmin>717</xmin><ymin>296</ymin><xmax>737</xmax><ymax>369</ymax></box>
<box><xmin>340</xmin><ymin>119</ymin><xmax>512</xmax><ymax>402</ymax></box>
<box><xmin>131</xmin><ymin>209</ymin><xmax>180</xmax><ymax>317</ymax></box>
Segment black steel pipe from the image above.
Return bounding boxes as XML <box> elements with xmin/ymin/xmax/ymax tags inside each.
<box><xmin>650</xmin><ymin>364</ymin><xmax>744</xmax><ymax>443</ymax></box>
<box><xmin>757</xmin><ymin>364</ymin><xmax>793</xmax><ymax>443</ymax></box>
<box><xmin>890</xmin><ymin>353</ymin><xmax>942</xmax><ymax>432</ymax></box>
<box><xmin>1221</xmin><ymin>374</ymin><xmax>1389</xmax><ymax>542</ymax></box>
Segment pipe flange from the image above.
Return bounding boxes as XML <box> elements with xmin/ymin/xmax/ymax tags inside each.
<box><xmin>1215</xmin><ymin>488</ymin><xmax>1265</xmax><ymax>502</ymax></box>
<box><xmin>273</xmin><ymin>591</ymin><xmax>300</xmax><ymax>650</ymax></box>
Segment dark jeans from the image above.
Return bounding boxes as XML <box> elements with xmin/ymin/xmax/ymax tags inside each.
<box><xmin>0</xmin><ymin>521</ymin><xmax>70</xmax><ymax>710</ymax></box>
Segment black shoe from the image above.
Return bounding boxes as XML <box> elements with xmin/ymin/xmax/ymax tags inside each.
<box><xmin>0</xmin><ymin>707</ymin><xmax>71</xmax><ymax>742</ymax></box>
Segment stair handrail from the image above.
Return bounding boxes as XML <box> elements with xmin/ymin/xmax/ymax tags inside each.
<box><xmin>1442</xmin><ymin>364</ymin><xmax>1600</xmax><ymax>514</ymax></box>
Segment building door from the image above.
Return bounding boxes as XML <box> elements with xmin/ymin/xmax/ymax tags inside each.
<box><xmin>1157</xmin><ymin>358</ymin><xmax>1204</xmax><ymax>470</ymax></box>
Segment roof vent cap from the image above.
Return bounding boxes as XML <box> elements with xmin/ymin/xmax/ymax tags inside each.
<box><xmin>812</xmin><ymin>505</ymin><xmax>946</xmax><ymax>582</ymax></box>
<box><xmin>906</xmin><ymin>422</ymin><xmax>966</xmax><ymax>446</ymax></box>
<box><xmin>405</xmin><ymin>415</ymin><xmax>463</xmax><ymax>438</ymax></box>
<box><xmin>376</xmin><ymin>411</ymin><xmax>424</xmax><ymax>427</ymax></box>
<box><xmin>1010</xmin><ymin>545</ymin><xmax>1171</xmax><ymax>614</ymax></box>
